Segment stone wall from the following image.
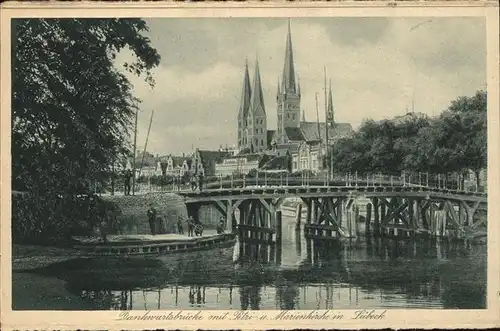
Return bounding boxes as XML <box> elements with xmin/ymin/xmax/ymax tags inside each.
<box><xmin>101</xmin><ymin>193</ymin><xmax>188</xmax><ymax>235</ymax></box>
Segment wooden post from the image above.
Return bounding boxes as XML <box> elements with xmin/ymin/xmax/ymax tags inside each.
<box><xmin>226</xmin><ymin>200</ymin><xmax>233</xmax><ymax>233</ymax></box>
<box><xmin>337</xmin><ymin>198</ymin><xmax>343</xmax><ymax>229</ymax></box>
<box><xmin>306</xmin><ymin>199</ymin><xmax>312</xmax><ymax>225</ymax></box>
<box><xmin>407</xmin><ymin>198</ymin><xmax>414</xmax><ymax>237</ymax></box>
<box><xmin>295</xmin><ymin>203</ymin><xmax>302</xmax><ymax>231</ymax></box>
<box><xmin>413</xmin><ymin>200</ymin><xmax>420</xmax><ymax>232</ymax></box>
<box><xmin>373</xmin><ymin>198</ymin><xmax>379</xmax><ymax>236</ymax></box>
<box><xmin>354</xmin><ymin>205</ymin><xmax>360</xmax><ymax>237</ymax></box>
<box><xmin>275</xmin><ymin>210</ymin><xmax>283</xmax><ymax>265</ymax></box>
<box><xmin>311</xmin><ymin>199</ymin><xmax>316</xmax><ymax>224</ymax></box>
<box><xmin>306</xmin><ymin>238</ymin><xmax>312</xmax><ymax>263</ymax></box>
<box><xmin>380</xmin><ymin>202</ymin><xmax>386</xmax><ymax>236</ymax></box>
<box><xmin>365</xmin><ymin>203</ymin><xmax>372</xmax><ymax>236</ymax></box>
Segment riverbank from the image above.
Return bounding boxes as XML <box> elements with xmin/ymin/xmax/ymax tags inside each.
<box><xmin>12</xmin><ymin>244</ymin><xmax>96</xmax><ymax>310</ymax></box>
<box><xmin>12</xmin><ymin>244</ymin><xmax>82</xmax><ymax>271</ymax></box>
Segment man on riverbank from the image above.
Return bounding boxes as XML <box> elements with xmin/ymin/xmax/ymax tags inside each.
<box><xmin>124</xmin><ymin>170</ymin><xmax>132</xmax><ymax>195</ymax></box>
<box><xmin>187</xmin><ymin>216</ymin><xmax>195</xmax><ymax>236</ymax></box>
<box><xmin>216</xmin><ymin>217</ymin><xmax>225</xmax><ymax>234</ymax></box>
<box><xmin>177</xmin><ymin>216</ymin><xmax>184</xmax><ymax>235</ymax></box>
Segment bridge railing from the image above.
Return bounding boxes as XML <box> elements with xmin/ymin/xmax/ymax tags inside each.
<box><xmin>105</xmin><ymin>171</ymin><xmax>485</xmax><ymax>196</ymax></box>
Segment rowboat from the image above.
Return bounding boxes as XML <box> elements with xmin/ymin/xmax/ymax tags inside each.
<box><xmin>72</xmin><ymin>232</ymin><xmax>237</xmax><ymax>257</ymax></box>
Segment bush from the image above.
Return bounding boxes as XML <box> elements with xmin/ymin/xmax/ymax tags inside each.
<box><xmin>12</xmin><ymin>192</ymin><xmax>121</xmax><ymax>245</ymax></box>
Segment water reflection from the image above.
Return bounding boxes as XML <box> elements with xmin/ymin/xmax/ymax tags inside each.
<box><xmin>38</xmin><ymin>218</ymin><xmax>486</xmax><ymax>310</ymax></box>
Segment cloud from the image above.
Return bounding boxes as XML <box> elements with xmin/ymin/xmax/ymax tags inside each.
<box><xmin>116</xmin><ymin>17</ymin><xmax>486</xmax><ymax>155</ymax></box>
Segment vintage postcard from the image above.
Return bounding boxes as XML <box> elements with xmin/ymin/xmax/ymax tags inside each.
<box><xmin>1</xmin><ymin>1</ymin><xmax>499</xmax><ymax>330</ymax></box>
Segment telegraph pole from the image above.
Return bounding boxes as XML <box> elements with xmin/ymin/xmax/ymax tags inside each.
<box><xmin>315</xmin><ymin>93</ymin><xmax>322</xmax><ymax>172</ymax></box>
<box><xmin>132</xmin><ymin>107</ymin><xmax>139</xmax><ymax>195</ymax></box>
<box><xmin>139</xmin><ymin>110</ymin><xmax>154</xmax><ymax>177</ymax></box>
<box><xmin>323</xmin><ymin>67</ymin><xmax>329</xmax><ymax>181</ymax></box>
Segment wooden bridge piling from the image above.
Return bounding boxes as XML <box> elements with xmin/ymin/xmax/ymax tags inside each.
<box><xmin>276</xmin><ymin>210</ymin><xmax>283</xmax><ymax>265</ymax></box>
<box><xmin>295</xmin><ymin>203</ymin><xmax>303</xmax><ymax>231</ymax></box>
<box><xmin>365</xmin><ymin>202</ymin><xmax>372</xmax><ymax>236</ymax></box>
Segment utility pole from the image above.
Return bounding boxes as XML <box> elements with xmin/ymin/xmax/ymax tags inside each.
<box><xmin>315</xmin><ymin>93</ymin><xmax>321</xmax><ymax>172</ymax></box>
<box><xmin>323</xmin><ymin>67</ymin><xmax>329</xmax><ymax>181</ymax></box>
<box><xmin>111</xmin><ymin>160</ymin><xmax>115</xmax><ymax>195</ymax></box>
<box><xmin>132</xmin><ymin>107</ymin><xmax>139</xmax><ymax>195</ymax></box>
<box><xmin>139</xmin><ymin>110</ymin><xmax>154</xmax><ymax>177</ymax></box>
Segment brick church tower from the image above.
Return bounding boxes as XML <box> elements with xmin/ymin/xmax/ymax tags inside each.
<box><xmin>277</xmin><ymin>20</ymin><xmax>301</xmax><ymax>143</ymax></box>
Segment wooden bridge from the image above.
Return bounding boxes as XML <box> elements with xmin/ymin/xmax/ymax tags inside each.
<box><xmin>175</xmin><ymin>176</ymin><xmax>487</xmax><ymax>262</ymax></box>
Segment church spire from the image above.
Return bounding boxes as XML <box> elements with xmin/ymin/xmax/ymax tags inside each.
<box><xmin>281</xmin><ymin>18</ymin><xmax>296</xmax><ymax>94</ymax></box>
<box><xmin>251</xmin><ymin>58</ymin><xmax>265</xmax><ymax>113</ymax></box>
<box><xmin>276</xmin><ymin>76</ymin><xmax>281</xmax><ymax>102</ymax></box>
<box><xmin>327</xmin><ymin>78</ymin><xmax>335</xmax><ymax>124</ymax></box>
<box><xmin>239</xmin><ymin>58</ymin><xmax>252</xmax><ymax>119</ymax></box>
<box><xmin>297</xmin><ymin>75</ymin><xmax>301</xmax><ymax>97</ymax></box>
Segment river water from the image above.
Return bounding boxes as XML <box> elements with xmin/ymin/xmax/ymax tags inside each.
<box><xmin>20</xmin><ymin>217</ymin><xmax>487</xmax><ymax>310</ymax></box>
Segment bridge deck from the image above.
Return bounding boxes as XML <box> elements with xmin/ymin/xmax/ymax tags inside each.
<box><xmin>176</xmin><ymin>185</ymin><xmax>487</xmax><ymax>203</ymax></box>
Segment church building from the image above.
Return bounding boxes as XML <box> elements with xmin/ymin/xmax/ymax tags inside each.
<box><xmin>236</xmin><ymin>20</ymin><xmax>353</xmax><ymax>171</ymax></box>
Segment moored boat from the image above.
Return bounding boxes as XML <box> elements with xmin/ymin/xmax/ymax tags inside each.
<box><xmin>72</xmin><ymin>233</ymin><xmax>237</xmax><ymax>257</ymax></box>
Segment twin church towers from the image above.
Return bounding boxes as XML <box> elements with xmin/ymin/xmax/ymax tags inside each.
<box><xmin>237</xmin><ymin>20</ymin><xmax>304</xmax><ymax>153</ymax></box>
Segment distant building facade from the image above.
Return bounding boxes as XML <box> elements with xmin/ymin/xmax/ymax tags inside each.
<box><xmin>291</xmin><ymin>141</ymin><xmax>323</xmax><ymax>173</ymax></box>
<box><xmin>191</xmin><ymin>149</ymin><xmax>233</xmax><ymax>177</ymax></box>
<box><xmin>215</xmin><ymin>154</ymin><xmax>270</xmax><ymax>176</ymax></box>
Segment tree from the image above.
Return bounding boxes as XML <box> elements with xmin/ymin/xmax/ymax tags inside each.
<box><xmin>12</xmin><ymin>18</ymin><xmax>160</xmax><ymax>240</ymax></box>
<box><xmin>12</xmin><ymin>18</ymin><xmax>160</xmax><ymax>194</ymax></box>
<box><xmin>447</xmin><ymin>90</ymin><xmax>487</xmax><ymax>186</ymax></box>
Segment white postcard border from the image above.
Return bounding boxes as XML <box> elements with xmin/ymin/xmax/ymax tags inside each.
<box><xmin>1</xmin><ymin>2</ymin><xmax>499</xmax><ymax>330</ymax></box>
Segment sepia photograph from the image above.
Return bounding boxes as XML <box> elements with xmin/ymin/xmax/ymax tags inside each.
<box><xmin>1</xmin><ymin>3</ymin><xmax>499</xmax><ymax>330</ymax></box>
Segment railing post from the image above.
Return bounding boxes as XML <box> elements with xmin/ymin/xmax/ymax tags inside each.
<box><xmin>390</xmin><ymin>175</ymin><xmax>393</xmax><ymax>186</ymax></box>
<box><xmin>256</xmin><ymin>171</ymin><xmax>259</xmax><ymax>187</ymax></box>
<box><xmin>402</xmin><ymin>171</ymin><xmax>406</xmax><ymax>187</ymax></box>
<box><xmin>219</xmin><ymin>174</ymin><xmax>222</xmax><ymax>190</ymax></box>
<box><xmin>437</xmin><ymin>174</ymin><xmax>440</xmax><ymax>189</ymax></box>
<box><xmin>231</xmin><ymin>173</ymin><xmax>234</xmax><ymax>189</ymax></box>
<box><xmin>280</xmin><ymin>172</ymin><xmax>283</xmax><ymax>187</ymax></box>
<box><xmin>243</xmin><ymin>174</ymin><xmax>246</xmax><ymax>188</ymax></box>
<box><xmin>355</xmin><ymin>171</ymin><xmax>358</xmax><ymax>187</ymax></box>
<box><xmin>379</xmin><ymin>172</ymin><xmax>382</xmax><ymax>187</ymax></box>
<box><xmin>265</xmin><ymin>171</ymin><xmax>267</xmax><ymax>187</ymax></box>
<box><xmin>286</xmin><ymin>172</ymin><xmax>289</xmax><ymax>186</ymax></box>
<box><xmin>419</xmin><ymin>172</ymin><xmax>422</xmax><ymax>186</ymax></box>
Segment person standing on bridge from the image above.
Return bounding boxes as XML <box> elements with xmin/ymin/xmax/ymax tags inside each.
<box><xmin>190</xmin><ymin>175</ymin><xmax>197</xmax><ymax>191</ymax></box>
<box><xmin>198</xmin><ymin>173</ymin><xmax>204</xmax><ymax>192</ymax></box>
<box><xmin>147</xmin><ymin>203</ymin><xmax>157</xmax><ymax>235</ymax></box>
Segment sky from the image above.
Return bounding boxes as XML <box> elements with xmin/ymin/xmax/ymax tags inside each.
<box><xmin>115</xmin><ymin>17</ymin><xmax>486</xmax><ymax>156</ymax></box>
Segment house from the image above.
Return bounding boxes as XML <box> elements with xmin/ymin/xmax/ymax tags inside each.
<box><xmin>191</xmin><ymin>149</ymin><xmax>233</xmax><ymax>177</ymax></box>
<box><xmin>215</xmin><ymin>153</ymin><xmax>272</xmax><ymax>176</ymax></box>
<box><xmin>290</xmin><ymin>140</ymin><xmax>324</xmax><ymax>173</ymax></box>
<box><xmin>161</xmin><ymin>154</ymin><xmax>193</xmax><ymax>178</ymax></box>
